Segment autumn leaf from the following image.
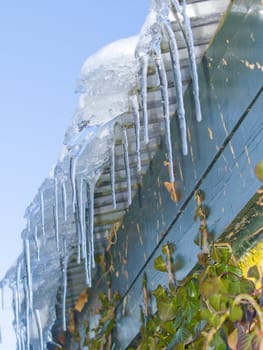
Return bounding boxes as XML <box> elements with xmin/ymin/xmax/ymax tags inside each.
<box><xmin>75</xmin><ymin>288</ymin><xmax>88</xmax><ymax>312</ymax></box>
<box><xmin>164</xmin><ymin>181</ymin><xmax>181</xmax><ymax>202</ymax></box>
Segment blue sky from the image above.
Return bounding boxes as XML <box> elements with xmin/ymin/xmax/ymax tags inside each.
<box><xmin>0</xmin><ymin>0</ymin><xmax>149</xmax><ymax>347</ymax></box>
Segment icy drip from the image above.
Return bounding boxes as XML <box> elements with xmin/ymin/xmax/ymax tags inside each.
<box><xmin>24</xmin><ymin>277</ymin><xmax>30</xmax><ymax>350</ymax></box>
<box><xmin>161</xmin><ymin>20</ymin><xmax>188</xmax><ymax>155</ymax></box>
<box><xmin>70</xmin><ymin>157</ymin><xmax>78</xmax><ymax>213</ymax></box>
<box><xmin>138</xmin><ymin>55</ymin><xmax>149</xmax><ymax>144</ymax></box>
<box><xmin>12</xmin><ymin>285</ymin><xmax>22</xmax><ymax>350</ymax></box>
<box><xmin>40</xmin><ymin>190</ymin><xmax>46</xmax><ymax>238</ymax></box>
<box><xmin>0</xmin><ymin>285</ymin><xmax>4</xmax><ymax>309</ymax></box>
<box><xmin>154</xmin><ymin>42</ymin><xmax>175</xmax><ymax>183</ymax></box>
<box><xmin>62</xmin><ymin>253</ymin><xmax>69</xmax><ymax>331</ymax></box>
<box><xmin>24</xmin><ymin>239</ymin><xmax>33</xmax><ymax>312</ymax></box>
<box><xmin>110</xmin><ymin>140</ymin><xmax>117</xmax><ymax>209</ymax></box>
<box><xmin>54</xmin><ymin>178</ymin><xmax>60</xmax><ymax>251</ymax></box>
<box><xmin>79</xmin><ymin>178</ymin><xmax>87</xmax><ymax>261</ymax></box>
<box><xmin>181</xmin><ymin>0</ymin><xmax>202</xmax><ymax>122</ymax></box>
<box><xmin>169</xmin><ymin>0</ymin><xmax>202</xmax><ymax>122</ymax></box>
<box><xmin>35</xmin><ymin>309</ymin><xmax>44</xmax><ymax>350</ymax></box>
<box><xmin>34</xmin><ymin>226</ymin><xmax>40</xmax><ymax>261</ymax></box>
<box><xmin>122</xmin><ymin>128</ymin><xmax>132</xmax><ymax>205</ymax></box>
<box><xmin>130</xmin><ymin>94</ymin><xmax>142</xmax><ymax>172</ymax></box>
<box><xmin>87</xmin><ymin>181</ymin><xmax>96</xmax><ymax>271</ymax></box>
<box><xmin>62</xmin><ymin>181</ymin><xmax>68</xmax><ymax>222</ymax></box>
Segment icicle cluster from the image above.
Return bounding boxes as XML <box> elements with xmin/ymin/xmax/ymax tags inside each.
<box><xmin>0</xmin><ymin>1</ymin><xmax>203</xmax><ymax>348</ymax></box>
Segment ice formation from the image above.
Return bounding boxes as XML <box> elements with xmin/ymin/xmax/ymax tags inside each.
<box><xmin>1</xmin><ymin>0</ymin><xmax>203</xmax><ymax>348</ymax></box>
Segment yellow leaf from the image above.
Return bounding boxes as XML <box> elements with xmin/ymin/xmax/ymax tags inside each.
<box><xmin>74</xmin><ymin>288</ymin><xmax>88</xmax><ymax>312</ymax></box>
<box><xmin>227</xmin><ymin>329</ymin><xmax>238</xmax><ymax>350</ymax></box>
<box><xmin>164</xmin><ymin>181</ymin><xmax>181</xmax><ymax>202</ymax></box>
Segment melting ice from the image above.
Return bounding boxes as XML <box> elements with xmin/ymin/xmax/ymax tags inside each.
<box><xmin>0</xmin><ymin>0</ymin><xmax>203</xmax><ymax>348</ymax></box>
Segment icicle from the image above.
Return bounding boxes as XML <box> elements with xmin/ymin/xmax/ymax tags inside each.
<box><xmin>74</xmin><ymin>208</ymin><xmax>81</xmax><ymax>265</ymax></box>
<box><xmin>154</xmin><ymin>47</ymin><xmax>175</xmax><ymax>183</ymax></box>
<box><xmin>62</xmin><ymin>181</ymin><xmax>68</xmax><ymax>222</ymax></box>
<box><xmin>181</xmin><ymin>0</ymin><xmax>202</xmax><ymax>122</ymax></box>
<box><xmin>122</xmin><ymin>128</ymin><xmax>132</xmax><ymax>205</ymax></box>
<box><xmin>87</xmin><ymin>181</ymin><xmax>96</xmax><ymax>272</ymax></box>
<box><xmin>24</xmin><ymin>239</ymin><xmax>33</xmax><ymax>312</ymax></box>
<box><xmin>79</xmin><ymin>178</ymin><xmax>87</xmax><ymax>261</ymax></box>
<box><xmin>161</xmin><ymin>20</ymin><xmax>188</xmax><ymax>156</ymax></box>
<box><xmin>110</xmin><ymin>141</ymin><xmax>117</xmax><ymax>209</ymax></box>
<box><xmin>54</xmin><ymin>178</ymin><xmax>60</xmax><ymax>251</ymax></box>
<box><xmin>13</xmin><ymin>285</ymin><xmax>22</xmax><ymax>350</ymax></box>
<box><xmin>34</xmin><ymin>226</ymin><xmax>40</xmax><ymax>261</ymax></box>
<box><xmin>62</xmin><ymin>253</ymin><xmax>69</xmax><ymax>331</ymax></box>
<box><xmin>35</xmin><ymin>309</ymin><xmax>44</xmax><ymax>350</ymax></box>
<box><xmin>130</xmin><ymin>94</ymin><xmax>142</xmax><ymax>172</ymax></box>
<box><xmin>138</xmin><ymin>55</ymin><xmax>149</xmax><ymax>144</ymax></box>
<box><xmin>40</xmin><ymin>190</ymin><xmax>46</xmax><ymax>239</ymax></box>
<box><xmin>0</xmin><ymin>284</ymin><xmax>4</xmax><ymax>310</ymax></box>
<box><xmin>24</xmin><ymin>277</ymin><xmax>30</xmax><ymax>350</ymax></box>
<box><xmin>70</xmin><ymin>157</ymin><xmax>78</xmax><ymax>213</ymax></box>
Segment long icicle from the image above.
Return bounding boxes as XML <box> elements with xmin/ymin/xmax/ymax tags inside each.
<box><xmin>12</xmin><ymin>286</ymin><xmax>22</xmax><ymax>350</ymax></box>
<box><xmin>35</xmin><ymin>309</ymin><xmax>44</xmax><ymax>350</ymax></box>
<box><xmin>24</xmin><ymin>277</ymin><xmax>30</xmax><ymax>350</ymax></box>
<box><xmin>87</xmin><ymin>181</ymin><xmax>96</xmax><ymax>271</ymax></box>
<box><xmin>34</xmin><ymin>226</ymin><xmax>40</xmax><ymax>261</ymax></box>
<box><xmin>138</xmin><ymin>55</ymin><xmax>149</xmax><ymax>144</ymax></box>
<box><xmin>79</xmin><ymin>178</ymin><xmax>87</xmax><ymax>261</ymax></box>
<box><xmin>62</xmin><ymin>181</ymin><xmax>68</xmax><ymax>222</ymax></box>
<box><xmin>182</xmin><ymin>0</ymin><xmax>202</xmax><ymax>122</ymax></box>
<box><xmin>24</xmin><ymin>239</ymin><xmax>33</xmax><ymax>312</ymax></box>
<box><xmin>110</xmin><ymin>139</ymin><xmax>117</xmax><ymax>209</ymax></box>
<box><xmin>54</xmin><ymin>178</ymin><xmax>60</xmax><ymax>251</ymax></box>
<box><xmin>40</xmin><ymin>190</ymin><xmax>46</xmax><ymax>239</ymax></box>
<box><xmin>154</xmin><ymin>48</ymin><xmax>175</xmax><ymax>183</ymax></box>
<box><xmin>130</xmin><ymin>94</ymin><xmax>142</xmax><ymax>172</ymax></box>
<box><xmin>0</xmin><ymin>284</ymin><xmax>4</xmax><ymax>310</ymax></box>
<box><xmin>161</xmin><ymin>20</ymin><xmax>188</xmax><ymax>156</ymax></box>
<box><xmin>16</xmin><ymin>261</ymin><xmax>23</xmax><ymax>350</ymax></box>
<box><xmin>122</xmin><ymin>127</ymin><xmax>132</xmax><ymax>205</ymax></box>
<box><xmin>62</xmin><ymin>253</ymin><xmax>69</xmax><ymax>331</ymax></box>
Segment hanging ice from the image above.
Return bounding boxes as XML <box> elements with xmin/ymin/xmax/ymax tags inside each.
<box><xmin>122</xmin><ymin>127</ymin><xmax>132</xmax><ymax>205</ymax></box>
<box><xmin>161</xmin><ymin>20</ymin><xmax>188</xmax><ymax>155</ymax></box>
<box><xmin>35</xmin><ymin>309</ymin><xmax>44</xmax><ymax>350</ymax></box>
<box><xmin>34</xmin><ymin>226</ymin><xmax>40</xmax><ymax>261</ymax></box>
<box><xmin>110</xmin><ymin>141</ymin><xmax>117</xmax><ymax>209</ymax></box>
<box><xmin>0</xmin><ymin>1</ymin><xmax>206</xmax><ymax>347</ymax></box>
<box><xmin>130</xmin><ymin>94</ymin><xmax>142</xmax><ymax>172</ymax></box>
<box><xmin>40</xmin><ymin>190</ymin><xmax>46</xmax><ymax>239</ymax></box>
<box><xmin>54</xmin><ymin>177</ymin><xmax>60</xmax><ymax>251</ymax></box>
<box><xmin>137</xmin><ymin>55</ymin><xmax>149</xmax><ymax>144</ymax></box>
<box><xmin>62</xmin><ymin>253</ymin><xmax>69</xmax><ymax>331</ymax></box>
<box><xmin>24</xmin><ymin>239</ymin><xmax>33</xmax><ymax>312</ymax></box>
<box><xmin>62</xmin><ymin>180</ymin><xmax>68</xmax><ymax>222</ymax></box>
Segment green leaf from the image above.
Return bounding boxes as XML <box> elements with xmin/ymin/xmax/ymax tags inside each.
<box><xmin>208</xmin><ymin>294</ymin><xmax>222</xmax><ymax>312</ymax></box>
<box><xmin>152</xmin><ymin>284</ymin><xmax>166</xmax><ymax>301</ymax></box>
<box><xmin>247</xmin><ymin>265</ymin><xmax>260</xmax><ymax>280</ymax></box>
<box><xmin>186</xmin><ymin>280</ymin><xmax>199</xmax><ymax>299</ymax></box>
<box><xmin>255</xmin><ymin>160</ymin><xmax>263</xmax><ymax>181</ymax></box>
<box><xmin>154</xmin><ymin>255</ymin><xmax>167</xmax><ymax>272</ymax></box>
<box><xmin>157</xmin><ymin>298</ymin><xmax>177</xmax><ymax>322</ymax></box>
<box><xmin>229</xmin><ymin>304</ymin><xmax>243</xmax><ymax>322</ymax></box>
<box><xmin>200</xmin><ymin>277</ymin><xmax>227</xmax><ymax>299</ymax></box>
<box><xmin>212</xmin><ymin>333</ymin><xmax>227</xmax><ymax>350</ymax></box>
<box><xmin>239</xmin><ymin>278</ymin><xmax>255</xmax><ymax>294</ymax></box>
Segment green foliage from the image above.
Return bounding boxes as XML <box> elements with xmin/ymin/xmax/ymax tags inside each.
<box><xmin>66</xmin><ymin>189</ymin><xmax>263</xmax><ymax>350</ymax></box>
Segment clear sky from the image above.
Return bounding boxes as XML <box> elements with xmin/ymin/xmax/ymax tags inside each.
<box><xmin>0</xmin><ymin>1</ymin><xmax>149</xmax><ymax>348</ymax></box>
